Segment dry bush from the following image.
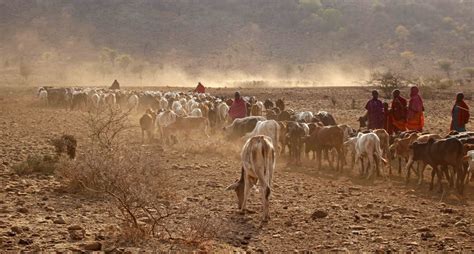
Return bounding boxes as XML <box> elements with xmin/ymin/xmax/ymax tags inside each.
<box><xmin>184</xmin><ymin>215</ymin><xmax>222</xmax><ymax>245</ymax></box>
<box><xmin>13</xmin><ymin>154</ymin><xmax>60</xmax><ymax>176</ymax></box>
<box><xmin>57</xmin><ymin>105</ymin><xmax>181</xmax><ymax>244</ymax></box>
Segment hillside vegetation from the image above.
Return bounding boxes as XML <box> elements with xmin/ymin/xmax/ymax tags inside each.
<box><xmin>0</xmin><ymin>0</ymin><xmax>473</xmax><ymax>86</ymax></box>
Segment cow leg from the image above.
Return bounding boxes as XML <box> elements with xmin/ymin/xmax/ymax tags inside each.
<box><xmin>375</xmin><ymin>154</ymin><xmax>381</xmax><ymax>177</ymax></box>
<box><xmin>417</xmin><ymin>162</ymin><xmax>426</xmax><ymax>185</ymax></box>
<box><xmin>317</xmin><ymin>149</ymin><xmax>322</xmax><ymax>170</ymax></box>
<box><xmin>398</xmin><ymin>158</ymin><xmax>402</xmax><ymax>175</ymax></box>
<box><xmin>359</xmin><ymin>157</ymin><xmax>365</xmax><ymax>176</ymax></box>
<box><xmin>241</xmin><ymin>175</ymin><xmax>251</xmax><ymax>213</ymax></box>
<box><xmin>442</xmin><ymin>165</ymin><xmax>453</xmax><ymax>188</ymax></box>
<box><xmin>429</xmin><ymin>167</ymin><xmax>436</xmax><ymax>191</ymax></box>
<box><xmin>456</xmin><ymin>164</ymin><xmax>465</xmax><ymax>195</ymax></box>
<box><xmin>436</xmin><ymin>166</ymin><xmax>444</xmax><ymax>193</ymax></box>
<box><xmin>405</xmin><ymin>157</ymin><xmax>416</xmax><ymax>184</ymax></box>
<box><xmin>338</xmin><ymin>148</ymin><xmax>343</xmax><ymax>171</ymax></box>
<box><xmin>257</xmin><ymin>174</ymin><xmax>271</xmax><ymax>221</ymax></box>
<box><xmin>367</xmin><ymin>154</ymin><xmax>375</xmax><ymax>180</ymax></box>
<box><xmin>326</xmin><ymin>149</ymin><xmax>334</xmax><ymax>169</ymax></box>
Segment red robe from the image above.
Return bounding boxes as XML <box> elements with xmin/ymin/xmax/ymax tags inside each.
<box><xmin>228</xmin><ymin>98</ymin><xmax>247</xmax><ymax>120</ymax></box>
<box><xmin>391</xmin><ymin>96</ymin><xmax>407</xmax><ymax>132</ymax></box>
<box><xmin>194</xmin><ymin>83</ymin><xmax>205</xmax><ymax>93</ymax></box>
<box><xmin>450</xmin><ymin>100</ymin><xmax>470</xmax><ymax>131</ymax></box>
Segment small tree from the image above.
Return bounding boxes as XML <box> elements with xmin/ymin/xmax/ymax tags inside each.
<box><xmin>437</xmin><ymin>59</ymin><xmax>453</xmax><ymax>79</ymax></box>
<box><xmin>131</xmin><ymin>64</ymin><xmax>145</xmax><ymax>81</ymax></box>
<box><xmin>116</xmin><ymin>54</ymin><xmax>132</xmax><ymax>73</ymax></box>
<box><xmin>395</xmin><ymin>25</ymin><xmax>410</xmax><ymax>48</ymax></box>
<box><xmin>19</xmin><ymin>62</ymin><xmax>32</xmax><ymax>81</ymax></box>
<box><xmin>369</xmin><ymin>71</ymin><xmax>403</xmax><ymax>99</ymax></box>
<box><xmin>101</xmin><ymin>47</ymin><xmax>118</xmax><ymax>66</ymax></box>
<box><xmin>462</xmin><ymin>67</ymin><xmax>474</xmax><ymax>80</ymax></box>
<box><xmin>400</xmin><ymin>50</ymin><xmax>415</xmax><ymax>69</ymax></box>
<box><xmin>298</xmin><ymin>0</ymin><xmax>322</xmax><ymax>12</ymax></box>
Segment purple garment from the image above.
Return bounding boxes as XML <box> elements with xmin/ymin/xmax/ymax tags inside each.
<box><xmin>365</xmin><ymin>98</ymin><xmax>384</xmax><ymax>129</ymax></box>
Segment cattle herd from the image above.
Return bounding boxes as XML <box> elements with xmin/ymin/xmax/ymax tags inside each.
<box><xmin>37</xmin><ymin>86</ymin><xmax>473</xmax><ymax>221</ymax></box>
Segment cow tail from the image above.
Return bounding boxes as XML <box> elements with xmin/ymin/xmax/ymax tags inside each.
<box><xmin>376</xmin><ymin>142</ymin><xmax>387</xmax><ymax>164</ymax></box>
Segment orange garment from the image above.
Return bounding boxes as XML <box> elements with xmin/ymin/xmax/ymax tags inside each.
<box><xmin>406</xmin><ymin>111</ymin><xmax>424</xmax><ymax>131</ymax></box>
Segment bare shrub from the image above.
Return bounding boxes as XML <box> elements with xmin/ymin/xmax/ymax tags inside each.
<box><xmin>57</xmin><ymin>105</ymin><xmax>180</xmax><ymax>244</ymax></box>
<box><xmin>13</xmin><ymin>154</ymin><xmax>60</xmax><ymax>176</ymax></box>
<box><xmin>184</xmin><ymin>215</ymin><xmax>222</xmax><ymax>247</ymax></box>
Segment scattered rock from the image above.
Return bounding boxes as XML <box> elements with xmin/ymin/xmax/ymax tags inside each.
<box><xmin>416</xmin><ymin>227</ymin><xmax>431</xmax><ymax>232</ymax></box>
<box><xmin>18</xmin><ymin>238</ymin><xmax>33</xmax><ymax>245</ymax></box>
<box><xmin>53</xmin><ymin>217</ymin><xmax>66</xmax><ymax>224</ymax></box>
<box><xmin>10</xmin><ymin>226</ymin><xmax>22</xmax><ymax>234</ymax></box>
<box><xmin>350</xmin><ymin>225</ymin><xmax>366</xmax><ymax>230</ymax></box>
<box><xmin>16</xmin><ymin>207</ymin><xmax>28</xmax><ymax>214</ymax></box>
<box><xmin>311</xmin><ymin>210</ymin><xmax>328</xmax><ymax>219</ymax></box>
<box><xmin>381</xmin><ymin>213</ymin><xmax>392</xmax><ymax>219</ymax></box>
<box><xmin>81</xmin><ymin>241</ymin><xmax>102</xmax><ymax>251</ymax></box>
<box><xmin>440</xmin><ymin>208</ymin><xmax>455</xmax><ymax>214</ymax></box>
<box><xmin>67</xmin><ymin>225</ymin><xmax>83</xmax><ymax>231</ymax></box>
<box><xmin>421</xmin><ymin>232</ymin><xmax>435</xmax><ymax>240</ymax></box>
<box><xmin>373</xmin><ymin>236</ymin><xmax>384</xmax><ymax>243</ymax></box>
<box><xmin>69</xmin><ymin>229</ymin><xmax>85</xmax><ymax>241</ymax></box>
<box><xmin>454</xmin><ymin>220</ymin><xmax>468</xmax><ymax>228</ymax></box>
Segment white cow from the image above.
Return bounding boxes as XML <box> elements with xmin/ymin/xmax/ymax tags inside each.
<box><xmin>464</xmin><ymin>150</ymin><xmax>474</xmax><ymax>184</ymax></box>
<box><xmin>38</xmin><ymin>89</ymin><xmax>48</xmax><ymax>106</ymax></box>
<box><xmin>190</xmin><ymin>108</ymin><xmax>203</xmax><ymax>117</ymax></box>
<box><xmin>90</xmin><ymin>93</ymin><xmax>100</xmax><ymax>108</ymax></box>
<box><xmin>350</xmin><ymin>132</ymin><xmax>386</xmax><ymax>180</ymax></box>
<box><xmin>159</xmin><ymin>97</ymin><xmax>169</xmax><ymax>110</ymax></box>
<box><xmin>217</xmin><ymin>102</ymin><xmax>230</xmax><ymax>124</ymax></box>
<box><xmin>295</xmin><ymin>111</ymin><xmax>314</xmax><ymax>123</ymax></box>
<box><xmin>127</xmin><ymin>94</ymin><xmax>139</xmax><ymax>112</ymax></box>
<box><xmin>226</xmin><ymin>135</ymin><xmax>276</xmax><ymax>221</ymax></box>
<box><xmin>156</xmin><ymin>110</ymin><xmax>178</xmax><ymax>140</ymax></box>
<box><xmin>243</xmin><ymin>120</ymin><xmax>280</xmax><ymax>153</ymax></box>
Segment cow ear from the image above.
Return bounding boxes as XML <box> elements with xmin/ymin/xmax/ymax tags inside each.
<box><xmin>225</xmin><ymin>181</ymin><xmax>239</xmax><ymax>191</ymax></box>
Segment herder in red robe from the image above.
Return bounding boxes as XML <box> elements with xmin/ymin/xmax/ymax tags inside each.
<box><xmin>194</xmin><ymin>82</ymin><xmax>206</xmax><ymax>93</ymax></box>
<box><xmin>228</xmin><ymin>92</ymin><xmax>247</xmax><ymax>120</ymax></box>
<box><xmin>406</xmin><ymin>86</ymin><xmax>424</xmax><ymax>131</ymax></box>
<box><xmin>390</xmin><ymin>89</ymin><xmax>407</xmax><ymax>133</ymax></box>
<box><xmin>450</xmin><ymin>92</ymin><xmax>470</xmax><ymax>132</ymax></box>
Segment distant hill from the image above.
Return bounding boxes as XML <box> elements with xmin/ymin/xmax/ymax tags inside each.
<box><xmin>0</xmin><ymin>0</ymin><xmax>473</xmax><ymax>86</ymax></box>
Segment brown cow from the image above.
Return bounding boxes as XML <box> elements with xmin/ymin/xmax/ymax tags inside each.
<box><xmin>276</xmin><ymin>98</ymin><xmax>285</xmax><ymax>111</ymax></box>
<box><xmin>139</xmin><ymin>109</ymin><xmax>156</xmax><ymax>143</ymax></box>
<box><xmin>305</xmin><ymin>125</ymin><xmax>344</xmax><ymax>171</ymax></box>
<box><xmin>405</xmin><ymin>134</ymin><xmax>442</xmax><ymax>185</ymax></box>
<box><xmin>163</xmin><ymin>116</ymin><xmax>210</xmax><ymax>143</ymax></box>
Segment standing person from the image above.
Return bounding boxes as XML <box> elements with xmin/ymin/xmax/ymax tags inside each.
<box><xmin>390</xmin><ymin>89</ymin><xmax>408</xmax><ymax>133</ymax></box>
<box><xmin>194</xmin><ymin>82</ymin><xmax>206</xmax><ymax>93</ymax></box>
<box><xmin>365</xmin><ymin>90</ymin><xmax>384</xmax><ymax>129</ymax></box>
<box><xmin>450</xmin><ymin>92</ymin><xmax>470</xmax><ymax>132</ymax></box>
<box><xmin>406</xmin><ymin>86</ymin><xmax>424</xmax><ymax>131</ymax></box>
<box><xmin>228</xmin><ymin>91</ymin><xmax>247</xmax><ymax>121</ymax></box>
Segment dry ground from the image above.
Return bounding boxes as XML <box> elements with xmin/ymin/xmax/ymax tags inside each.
<box><xmin>0</xmin><ymin>85</ymin><xmax>473</xmax><ymax>252</ymax></box>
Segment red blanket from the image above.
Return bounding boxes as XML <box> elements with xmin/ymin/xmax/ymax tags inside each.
<box><xmin>228</xmin><ymin>98</ymin><xmax>247</xmax><ymax>120</ymax></box>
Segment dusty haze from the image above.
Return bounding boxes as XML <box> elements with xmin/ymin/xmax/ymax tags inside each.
<box><xmin>0</xmin><ymin>0</ymin><xmax>473</xmax><ymax>87</ymax></box>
